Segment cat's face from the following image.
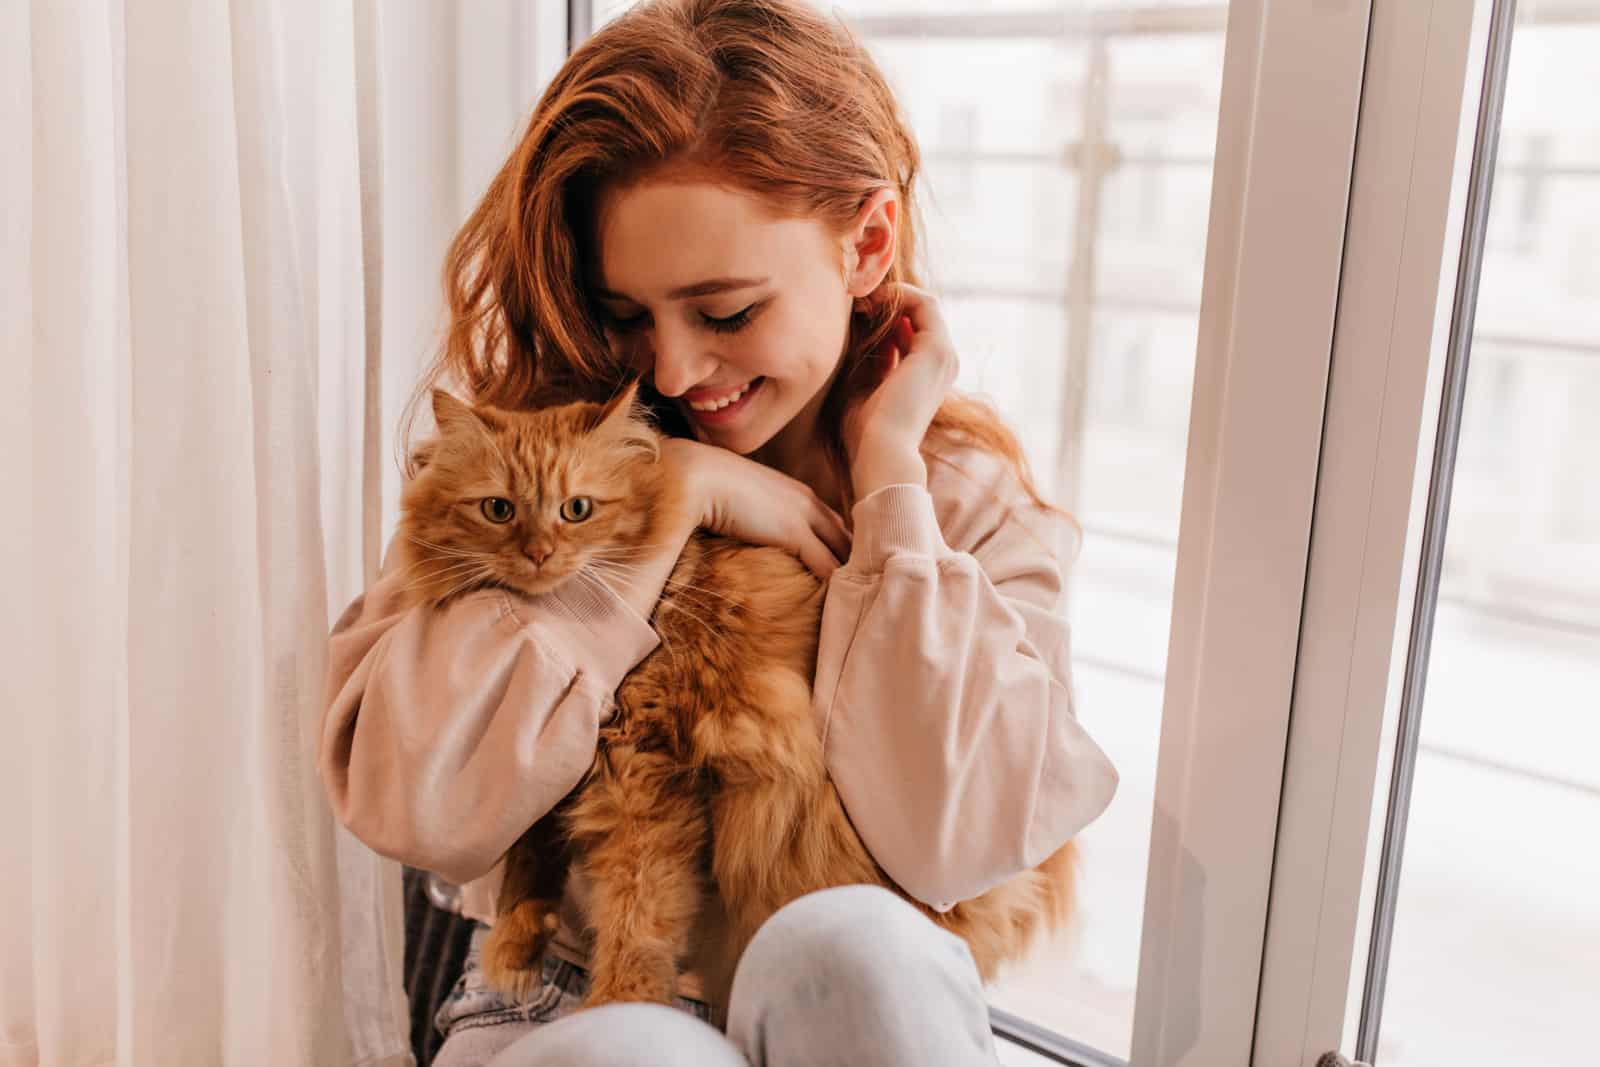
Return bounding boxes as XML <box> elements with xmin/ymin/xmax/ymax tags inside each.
<box><xmin>399</xmin><ymin>386</ymin><xmax>665</xmax><ymax>601</ymax></box>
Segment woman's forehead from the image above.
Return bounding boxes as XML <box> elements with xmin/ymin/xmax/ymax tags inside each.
<box><xmin>594</xmin><ymin>178</ymin><xmax>826</xmax><ymax>300</ymax></box>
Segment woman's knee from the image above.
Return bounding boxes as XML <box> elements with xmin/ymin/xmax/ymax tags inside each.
<box><xmin>733</xmin><ymin>885</ymin><xmax>978</xmax><ymax>1008</ymax></box>
<box><xmin>726</xmin><ymin>886</ymin><xmax>996</xmax><ymax>1065</ymax></box>
<box><xmin>485</xmin><ymin>1003</ymin><xmax>744</xmax><ymax>1067</ymax></box>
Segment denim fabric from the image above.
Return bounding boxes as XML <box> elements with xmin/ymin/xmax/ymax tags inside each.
<box><xmin>435</xmin><ymin>886</ymin><xmax>999</xmax><ymax>1067</ymax></box>
<box><xmin>431</xmin><ymin>924</ymin><xmax>711</xmax><ymax>1065</ymax></box>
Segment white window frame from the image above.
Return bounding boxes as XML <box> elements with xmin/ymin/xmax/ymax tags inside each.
<box><xmin>1249</xmin><ymin>0</ymin><xmax>1482</xmax><ymax>1057</ymax></box>
<box><xmin>1254</xmin><ymin>0</ymin><xmax>1520</xmax><ymax>1063</ymax></box>
<box><xmin>1129</xmin><ymin>0</ymin><xmax>1372</xmax><ymax>1062</ymax></box>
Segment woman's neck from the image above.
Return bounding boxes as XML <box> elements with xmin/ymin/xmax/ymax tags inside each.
<box><xmin>754</xmin><ymin>396</ymin><xmax>846</xmax><ymax>516</ymax></box>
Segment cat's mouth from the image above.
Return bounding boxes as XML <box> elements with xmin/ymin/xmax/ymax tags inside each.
<box><xmin>517</xmin><ymin>566</ymin><xmax>569</xmax><ymax>596</ymax></box>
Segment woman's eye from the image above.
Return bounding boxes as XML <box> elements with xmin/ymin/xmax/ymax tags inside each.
<box><xmin>701</xmin><ymin>304</ymin><xmax>757</xmax><ymax>334</ymax></box>
<box><xmin>480</xmin><ymin>497</ymin><xmax>515</xmax><ymax>523</ymax></box>
<box><xmin>560</xmin><ymin>496</ymin><xmax>594</xmax><ymax>523</ymax></box>
<box><xmin>605</xmin><ymin>310</ymin><xmax>650</xmax><ymax>333</ymax></box>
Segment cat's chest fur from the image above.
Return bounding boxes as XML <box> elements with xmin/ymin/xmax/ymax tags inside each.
<box><xmin>603</xmin><ymin>534</ymin><xmax>825</xmax><ymax>765</ymax></box>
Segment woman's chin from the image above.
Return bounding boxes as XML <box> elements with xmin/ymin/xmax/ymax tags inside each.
<box><xmin>694</xmin><ymin>410</ymin><xmax>786</xmax><ymax>456</ymax></box>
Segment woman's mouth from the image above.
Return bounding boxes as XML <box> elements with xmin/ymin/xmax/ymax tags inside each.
<box><xmin>684</xmin><ymin>377</ymin><xmax>764</xmax><ymax>426</ymax></box>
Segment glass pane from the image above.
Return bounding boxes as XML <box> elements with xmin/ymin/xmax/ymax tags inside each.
<box><xmin>1347</xmin><ymin>5</ymin><xmax>1600</xmax><ymax>1064</ymax></box>
<box><xmin>597</xmin><ymin>2</ymin><xmax>1234</xmax><ymax>1058</ymax></box>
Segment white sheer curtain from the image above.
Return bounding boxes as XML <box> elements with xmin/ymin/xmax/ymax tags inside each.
<box><xmin>1</xmin><ymin>1</ymin><xmax>410</xmax><ymax>1063</ymax></box>
<box><xmin>2</xmin><ymin>0</ymin><xmax>565</xmax><ymax>1061</ymax></box>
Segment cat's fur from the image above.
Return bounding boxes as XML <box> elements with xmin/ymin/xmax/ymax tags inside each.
<box><xmin>392</xmin><ymin>385</ymin><xmax>1077</xmax><ymax>1012</ymax></box>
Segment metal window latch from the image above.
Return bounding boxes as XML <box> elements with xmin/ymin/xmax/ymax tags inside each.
<box><xmin>1317</xmin><ymin>1054</ymin><xmax>1374</xmax><ymax>1067</ymax></box>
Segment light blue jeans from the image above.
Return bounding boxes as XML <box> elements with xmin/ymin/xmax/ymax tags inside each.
<box><xmin>432</xmin><ymin>884</ymin><xmax>1000</xmax><ymax>1067</ymax></box>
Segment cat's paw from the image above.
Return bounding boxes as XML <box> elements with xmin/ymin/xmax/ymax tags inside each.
<box><xmin>482</xmin><ymin>952</ymin><xmax>547</xmax><ymax>1006</ymax></box>
<box><xmin>480</xmin><ymin>902</ymin><xmax>560</xmax><ymax>1004</ymax></box>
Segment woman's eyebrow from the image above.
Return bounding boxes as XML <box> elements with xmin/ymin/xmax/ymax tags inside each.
<box><xmin>595</xmin><ymin>276</ymin><xmax>768</xmax><ymax>302</ymax></box>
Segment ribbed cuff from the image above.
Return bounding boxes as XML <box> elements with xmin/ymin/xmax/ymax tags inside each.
<box><xmin>845</xmin><ymin>483</ymin><xmax>951</xmax><ymax>573</ymax></box>
<box><xmin>535</xmin><ymin>578</ymin><xmax>661</xmax><ymax>690</ymax></box>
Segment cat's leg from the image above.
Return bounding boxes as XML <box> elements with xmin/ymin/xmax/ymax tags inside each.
<box><xmin>566</xmin><ymin>744</ymin><xmax>709</xmax><ymax>1008</ymax></box>
<box><xmin>481</xmin><ymin>810</ymin><xmax>572</xmax><ymax>1003</ymax></box>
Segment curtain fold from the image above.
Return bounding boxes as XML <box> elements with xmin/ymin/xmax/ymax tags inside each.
<box><xmin>2</xmin><ymin>1</ymin><xmax>408</xmax><ymax>1063</ymax></box>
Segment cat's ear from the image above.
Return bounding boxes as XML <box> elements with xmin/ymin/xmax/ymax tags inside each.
<box><xmin>432</xmin><ymin>389</ymin><xmax>500</xmax><ymax>438</ymax></box>
<box><xmin>592</xmin><ymin>379</ymin><xmax>643</xmax><ymax>433</ymax></box>
<box><xmin>589</xmin><ymin>379</ymin><xmax>660</xmax><ymax>461</ymax></box>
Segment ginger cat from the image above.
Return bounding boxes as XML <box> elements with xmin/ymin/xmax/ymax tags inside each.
<box><xmin>392</xmin><ymin>384</ymin><xmax>1076</xmax><ymax>1012</ymax></box>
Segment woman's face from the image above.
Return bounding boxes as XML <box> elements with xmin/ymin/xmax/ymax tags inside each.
<box><xmin>592</xmin><ymin>177</ymin><xmax>891</xmax><ymax>460</ymax></box>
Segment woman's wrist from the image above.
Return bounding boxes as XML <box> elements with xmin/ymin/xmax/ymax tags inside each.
<box><xmin>850</xmin><ymin>437</ymin><xmax>927</xmax><ymax>499</ymax></box>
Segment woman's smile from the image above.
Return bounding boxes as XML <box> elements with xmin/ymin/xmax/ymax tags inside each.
<box><xmin>684</xmin><ymin>377</ymin><xmax>765</xmax><ymax>425</ymax></box>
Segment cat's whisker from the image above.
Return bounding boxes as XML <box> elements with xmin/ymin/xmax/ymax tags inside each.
<box><xmin>574</xmin><ymin>569</ymin><xmax>674</xmax><ymax>665</ymax></box>
<box><xmin>403</xmin><ymin>534</ymin><xmax>494</xmax><ymax>561</ymax></box>
<box><xmin>398</xmin><ymin>558</ymin><xmax>497</xmax><ymax>584</ymax></box>
<box><xmin>388</xmin><ymin>556</ymin><xmax>483</xmax><ymax>579</ymax></box>
<box><xmin>575</xmin><ymin>566</ymin><xmax>624</xmax><ymax>600</ymax></box>
<box><xmin>392</xmin><ymin>569</ymin><xmax>485</xmax><ymax>597</ymax></box>
<box><xmin>583</xmin><ymin>561</ymin><xmax>648</xmax><ymax>586</ymax></box>
<box><xmin>586</xmin><ymin>556</ymin><xmax>646</xmax><ymax>571</ymax></box>
<box><xmin>578</xmin><ymin>564</ymin><xmax>656</xmax><ymax>605</ymax></box>
<box><xmin>587</xmin><ymin>545</ymin><xmax>656</xmax><ymax>559</ymax></box>
<box><xmin>580</xmin><ymin>557</ymin><xmax>636</xmax><ymax>578</ymax></box>
<box><xmin>437</xmin><ymin>564</ymin><xmax>496</xmax><ymax>602</ymax></box>
<box><xmin>653</xmin><ymin>595</ymin><xmax>726</xmax><ymax>651</ymax></box>
<box><xmin>397</xmin><ymin>559</ymin><xmax>499</xmax><ymax>599</ymax></box>
<box><xmin>585</xmin><ymin>554</ymin><xmax>650</xmax><ymax>573</ymax></box>
<box><xmin>589</xmin><ymin>554</ymin><xmax>653</xmax><ymax>566</ymax></box>
<box><xmin>662</xmin><ymin>577</ymin><xmax>745</xmax><ymax>610</ymax></box>
<box><xmin>575</xmin><ymin>567</ymin><xmax>700</xmax><ymax>674</ymax></box>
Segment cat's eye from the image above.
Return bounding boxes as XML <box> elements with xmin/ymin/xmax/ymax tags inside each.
<box><xmin>560</xmin><ymin>496</ymin><xmax>594</xmax><ymax>523</ymax></box>
<box><xmin>480</xmin><ymin>497</ymin><xmax>515</xmax><ymax>524</ymax></box>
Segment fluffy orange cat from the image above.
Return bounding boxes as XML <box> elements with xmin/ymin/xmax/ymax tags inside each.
<box><xmin>392</xmin><ymin>385</ymin><xmax>1077</xmax><ymax>1012</ymax></box>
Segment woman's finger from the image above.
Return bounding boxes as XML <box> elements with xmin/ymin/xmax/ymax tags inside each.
<box><xmin>893</xmin><ymin>314</ymin><xmax>915</xmax><ymax>354</ymax></box>
<box><xmin>811</xmin><ymin>503</ymin><xmax>852</xmax><ymax>563</ymax></box>
<box><xmin>885</xmin><ymin>282</ymin><xmax>949</xmax><ymax>340</ymax></box>
<box><xmin>796</xmin><ymin>532</ymin><xmax>841</xmax><ymax>580</ymax></box>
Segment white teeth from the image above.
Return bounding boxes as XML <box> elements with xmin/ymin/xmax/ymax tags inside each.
<box><xmin>688</xmin><ymin>381</ymin><xmax>753</xmax><ymax>412</ymax></box>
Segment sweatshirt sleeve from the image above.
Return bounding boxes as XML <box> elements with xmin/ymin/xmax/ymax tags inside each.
<box><xmin>813</xmin><ymin>470</ymin><xmax>1119</xmax><ymax>909</ymax></box>
<box><xmin>318</xmin><ymin>542</ymin><xmax>660</xmax><ymax>885</ymax></box>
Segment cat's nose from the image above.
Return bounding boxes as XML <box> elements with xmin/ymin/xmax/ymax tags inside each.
<box><xmin>525</xmin><ymin>544</ymin><xmax>552</xmax><ymax>566</ymax></box>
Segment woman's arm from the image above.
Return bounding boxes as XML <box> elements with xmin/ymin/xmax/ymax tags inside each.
<box><xmin>812</xmin><ymin>471</ymin><xmax>1118</xmax><ymax>909</ymax></box>
<box><xmin>318</xmin><ymin>534</ymin><xmax>679</xmax><ymax>885</ymax></box>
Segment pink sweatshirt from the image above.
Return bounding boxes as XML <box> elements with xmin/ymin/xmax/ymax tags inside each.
<box><xmin>319</xmin><ymin>446</ymin><xmax>1118</xmax><ymax>922</ymax></box>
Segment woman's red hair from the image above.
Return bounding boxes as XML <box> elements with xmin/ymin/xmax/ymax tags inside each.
<box><xmin>411</xmin><ymin>0</ymin><xmax>1060</xmax><ymax>515</ymax></box>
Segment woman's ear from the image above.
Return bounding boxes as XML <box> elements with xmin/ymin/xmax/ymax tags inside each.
<box><xmin>843</xmin><ymin>187</ymin><xmax>899</xmax><ymax>298</ymax></box>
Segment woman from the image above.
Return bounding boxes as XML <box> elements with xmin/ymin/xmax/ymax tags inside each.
<box><xmin>319</xmin><ymin>1</ymin><xmax>1118</xmax><ymax>1063</ymax></box>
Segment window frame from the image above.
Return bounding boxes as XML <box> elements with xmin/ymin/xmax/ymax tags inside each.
<box><xmin>1249</xmin><ymin>1</ymin><xmax>1489</xmax><ymax>1064</ymax></box>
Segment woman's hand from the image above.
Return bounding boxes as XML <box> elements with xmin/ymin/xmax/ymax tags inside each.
<box><xmin>843</xmin><ymin>283</ymin><xmax>960</xmax><ymax>498</ymax></box>
<box><xmin>662</xmin><ymin>437</ymin><xmax>852</xmax><ymax>579</ymax></box>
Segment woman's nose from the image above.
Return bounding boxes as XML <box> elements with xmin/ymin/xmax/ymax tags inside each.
<box><xmin>650</xmin><ymin>326</ymin><xmax>719</xmax><ymax>398</ymax></box>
